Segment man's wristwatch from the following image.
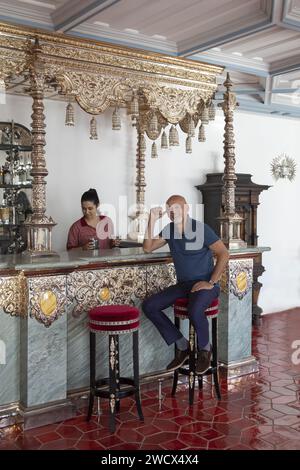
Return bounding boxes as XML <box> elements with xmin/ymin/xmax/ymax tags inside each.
<box><xmin>209</xmin><ymin>279</ymin><xmax>217</xmax><ymax>287</ymax></box>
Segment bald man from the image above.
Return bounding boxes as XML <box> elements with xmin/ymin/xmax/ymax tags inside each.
<box><xmin>142</xmin><ymin>195</ymin><xmax>229</xmax><ymax>374</ymax></box>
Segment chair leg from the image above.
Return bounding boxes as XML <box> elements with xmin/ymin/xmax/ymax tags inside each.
<box><xmin>87</xmin><ymin>331</ymin><xmax>96</xmax><ymax>422</ymax></box>
<box><xmin>212</xmin><ymin>318</ymin><xmax>221</xmax><ymax>400</ymax></box>
<box><xmin>189</xmin><ymin>324</ymin><xmax>196</xmax><ymax>406</ymax></box>
<box><xmin>133</xmin><ymin>331</ymin><xmax>144</xmax><ymax>422</ymax></box>
<box><xmin>172</xmin><ymin>317</ymin><xmax>181</xmax><ymax>397</ymax></box>
<box><xmin>109</xmin><ymin>335</ymin><xmax>117</xmax><ymax>433</ymax></box>
<box><xmin>115</xmin><ymin>336</ymin><xmax>120</xmax><ymax>413</ymax></box>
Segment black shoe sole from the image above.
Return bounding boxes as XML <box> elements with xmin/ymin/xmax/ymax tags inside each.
<box><xmin>196</xmin><ymin>364</ymin><xmax>211</xmax><ymax>375</ymax></box>
<box><xmin>166</xmin><ymin>355</ymin><xmax>189</xmax><ymax>372</ymax></box>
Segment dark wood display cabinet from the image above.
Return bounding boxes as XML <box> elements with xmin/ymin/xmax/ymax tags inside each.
<box><xmin>196</xmin><ymin>173</ymin><xmax>271</xmax><ymax>325</ymax></box>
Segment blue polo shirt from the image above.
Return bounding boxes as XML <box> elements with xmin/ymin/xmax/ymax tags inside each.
<box><xmin>160</xmin><ymin>217</ymin><xmax>219</xmax><ymax>282</ymax></box>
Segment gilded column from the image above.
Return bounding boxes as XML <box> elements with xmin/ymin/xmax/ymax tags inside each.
<box><xmin>218</xmin><ymin>73</ymin><xmax>246</xmax><ymax>248</ymax></box>
<box><xmin>25</xmin><ymin>38</ymin><xmax>56</xmax><ymax>255</ymax></box>
<box><xmin>222</xmin><ymin>73</ymin><xmax>236</xmax><ymax>217</ymax></box>
<box><xmin>135</xmin><ymin>127</ymin><xmax>146</xmax><ymax>212</ymax></box>
<box><xmin>128</xmin><ymin>122</ymin><xmax>148</xmax><ymax>242</ymax></box>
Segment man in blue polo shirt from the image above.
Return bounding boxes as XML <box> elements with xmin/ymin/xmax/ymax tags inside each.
<box><xmin>142</xmin><ymin>195</ymin><xmax>229</xmax><ymax>374</ymax></box>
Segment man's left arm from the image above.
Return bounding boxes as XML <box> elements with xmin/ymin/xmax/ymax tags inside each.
<box><xmin>191</xmin><ymin>240</ymin><xmax>229</xmax><ymax>292</ymax></box>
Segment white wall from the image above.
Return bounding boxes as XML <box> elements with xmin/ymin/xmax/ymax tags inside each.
<box><xmin>1</xmin><ymin>94</ymin><xmax>300</xmax><ymax>314</ymax></box>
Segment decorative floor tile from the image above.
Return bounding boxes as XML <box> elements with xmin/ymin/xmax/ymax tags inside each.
<box><xmin>1</xmin><ymin>309</ymin><xmax>300</xmax><ymax>450</ymax></box>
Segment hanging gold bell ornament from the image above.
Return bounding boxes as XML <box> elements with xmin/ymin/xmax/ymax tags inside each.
<box><xmin>151</xmin><ymin>141</ymin><xmax>158</xmax><ymax>159</ymax></box>
<box><xmin>65</xmin><ymin>102</ymin><xmax>75</xmax><ymax>126</ymax></box>
<box><xmin>186</xmin><ymin>136</ymin><xmax>192</xmax><ymax>154</ymax></box>
<box><xmin>90</xmin><ymin>116</ymin><xmax>98</xmax><ymax>140</ymax></box>
<box><xmin>112</xmin><ymin>107</ymin><xmax>121</xmax><ymax>130</ymax></box>
<box><xmin>198</xmin><ymin>123</ymin><xmax>206</xmax><ymax>142</ymax></box>
<box><xmin>161</xmin><ymin>130</ymin><xmax>168</xmax><ymax>149</ymax></box>
<box><xmin>149</xmin><ymin>111</ymin><xmax>158</xmax><ymax>133</ymax></box>
<box><xmin>188</xmin><ymin>114</ymin><xmax>195</xmax><ymax>137</ymax></box>
<box><xmin>129</xmin><ymin>90</ymin><xmax>139</xmax><ymax>126</ymax></box>
<box><xmin>169</xmin><ymin>125</ymin><xmax>179</xmax><ymax>146</ymax></box>
<box><xmin>208</xmin><ymin>101</ymin><xmax>216</xmax><ymax>121</ymax></box>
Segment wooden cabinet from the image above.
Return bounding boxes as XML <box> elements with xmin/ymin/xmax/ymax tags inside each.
<box><xmin>196</xmin><ymin>173</ymin><xmax>271</xmax><ymax>324</ymax></box>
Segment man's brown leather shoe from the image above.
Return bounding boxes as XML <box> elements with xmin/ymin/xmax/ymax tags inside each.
<box><xmin>196</xmin><ymin>350</ymin><xmax>211</xmax><ymax>374</ymax></box>
<box><xmin>166</xmin><ymin>349</ymin><xmax>189</xmax><ymax>372</ymax></box>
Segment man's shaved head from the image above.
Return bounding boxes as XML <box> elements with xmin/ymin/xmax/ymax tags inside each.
<box><xmin>166</xmin><ymin>195</ymin><xmax>187</xmax><ymax>206</ymax></box>
<box><xmin>166</xmin><ymin>195</ymin><xmax>189</xmax><ymax>223</ymax></box>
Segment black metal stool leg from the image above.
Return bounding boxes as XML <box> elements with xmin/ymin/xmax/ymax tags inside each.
<box><xmin>109</xmin><ymin>335</ymin><xmax>118</xmax><ymax>432</ymax></box>
<box><xmin>172</xmin><ymin>370</ymin><xmax>179</xmax><ymax>397</ymax></box>
<box><xmin>133</xmin><ymin>330</ymin><xmax>144</xmax><ymax>422</ymax></box>
<box><xmin>198</xmin><ymin>375</ymin><xmax>203</xmax><ymax>390</ymax></box>
<box><xmin>172</xmin><ymin>316</ymin><xmax>180</xmax><ymax>396</ymax></box>
<box><xmin>87</xmin><ymin>331</ymin><xmax>96</xmax><ymax>421</ymax></box>
<box><xmin>196</xmin><ymin>329</ymin><xmax>203</xmax><ymax>391</ymax></box>
<box><xmin>115</xmin><ymin>336</ymin><xmax>120</xmax><ymax>413</ymax></box>
<box><xmin>189</xmin><ymin>323</ymin><xmax>196</xmax><ymax>406</ymax></box>
<box><xmin>212</xmin><ymin>318</ymin><xmax>221</xmax><ymax>400</ymax></box>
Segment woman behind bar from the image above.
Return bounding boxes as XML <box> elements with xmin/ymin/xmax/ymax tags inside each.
<box><xmin>67</xmin><ymin>188</ymin><xmax>115</xmax><ymax>250</ymax></box>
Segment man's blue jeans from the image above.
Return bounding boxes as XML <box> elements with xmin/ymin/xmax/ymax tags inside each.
<box><xmin>142</xmin><ymin>281</ymin><xmax>220</xmax><ymax>350</ymax></box>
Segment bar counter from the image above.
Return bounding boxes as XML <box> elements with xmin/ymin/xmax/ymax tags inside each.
<box><xmin>0</xmin><ymin>245</ymin><xmax>270</xmax><ymax>429</ymax></box>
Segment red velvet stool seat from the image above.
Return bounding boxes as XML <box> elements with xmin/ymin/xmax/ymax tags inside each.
<box><xmin>172</xmin><ymin>297</ymin><xmax>221</xmax><ymax>405</ymax></box>
<box><xmin>87</xmin><ymin>305</ymin><xmax>144</xmax><ymax>433</ymax></box>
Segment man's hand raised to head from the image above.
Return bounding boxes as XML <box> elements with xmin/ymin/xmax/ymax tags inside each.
<box><xmin>150</xmin><ymin>207</ymin><xmax>165</xmax><ymax>221</ymax></box>
<box><xmin>143</xmin><ymin>207</ymin><xmax>167</xmax><ymax>253</ymax></box>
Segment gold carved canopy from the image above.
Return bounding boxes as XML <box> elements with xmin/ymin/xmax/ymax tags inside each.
<box><xmin>0</xmin><ymin>21</ymin><xmax>225</xmax><ymax>255</ymax></box>
<box><xmin>0</xmin><ymin>21</ymin><xmax>223</xmax><ymax>123</ymax></box>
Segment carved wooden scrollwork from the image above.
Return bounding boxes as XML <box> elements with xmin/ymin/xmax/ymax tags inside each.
<box><xmin>0</xmin><ymin>272</ymin><xmax>28</xmax><ymax>317</ymax></box>
<box><xmin>138</xmin><ymin>108</ymin><xmax>168</xmax><ymax>140</ymax></box>
<box><xmin>67</xmin><ymin>267</ymin><xmax>147</xmax><ymax>317</ymax></box>
<box><xmin>146</xmin><ymin>264</ymin><xmax>176</xmax><ymax>297</ymax></box>
<box><xmin>29</xmin><ymin>275</ymin><xmax>67</xmax><ymax>327</ymax></box>
<box><xmin>56</xmin><ymin>72</ymin><xmax>122</xmax><ymax>114</ymax></box>
<box><xmin>141</xmin><ymin>86</ymin><xmax>209</xmax><ymax>124</ymax></box>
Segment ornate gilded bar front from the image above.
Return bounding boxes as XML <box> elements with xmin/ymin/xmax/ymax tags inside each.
<box><xmin>0</xmin><ymin>247</ymin><xmax>269</xmax><ymax>429</ymax></box>
<box><xmin>0</xmin><ymin>249</ymin><xmax>178</xmax><ymax>428</ymax></box>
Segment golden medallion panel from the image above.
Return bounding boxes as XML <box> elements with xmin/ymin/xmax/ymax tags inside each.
<box><xmin>67</xmin><ymin>266</ymin><xmax>147</xmax><ymax>318</ymax></box>
<box><xmin>29</xmin><ymin>275</ymin><xmax>67</xmax><ymax>327</ymax></box>
<box><xmin>229</xmin><ymin>259</ymin><xmax>253</xmax><ymax>300</ymax></box>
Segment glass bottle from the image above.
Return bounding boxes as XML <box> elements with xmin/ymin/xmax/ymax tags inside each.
<box><xmin>1</xmin><ymin>195</ymin><xmax>10</xmax><ymax>224</ymax></box>
<box><xmin>25</xmin><ymin>154</ymin><xmax>32</xmax><ymax>184</ymax></box>
<box><xmin>3</xmin><ymin>164</ymin><xmax>12</xmax><ymax>185</ymax></box>
<box><xmin>13</xmin><ymin>171</ymin><xmax>19</xmax><ymax>185</ymax></box>
<box><xmin>18</xmin><ymin>154</ymin><xmax>25</xmax><ymax>184</ymax></box>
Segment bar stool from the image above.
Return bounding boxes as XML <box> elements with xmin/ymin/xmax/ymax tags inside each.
<box><xmin>172</xmin><ymin>298</ymin><xmax>221</xmax><ymax>405</ymax></box>
<box><xmin>86</xmin><ymin>304</ymin><xmax>144</xmax><ymax>433</ymax></box>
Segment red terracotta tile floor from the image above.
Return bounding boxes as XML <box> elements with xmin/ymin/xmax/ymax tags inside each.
<box><xmin>1</xmin><ymin>309</ymin><xmax>300</xmax><ymax>450</ymax></box>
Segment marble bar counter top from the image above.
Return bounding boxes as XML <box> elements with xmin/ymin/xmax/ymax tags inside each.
<box><xmin>0</xmin><ymin>245</ymin><xmax>270</xmax><ymax>274</ymax></box>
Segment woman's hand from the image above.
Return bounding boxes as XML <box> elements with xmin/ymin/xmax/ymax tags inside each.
<box><xmin>190</xmin><ymin>281</ymin><xmax>213</xmax><ymax>293</ymax></box>
<box><xmin>110</xmin><ymin>237</ymin><xmax>121</xmax><ymax>248</ymax></box>
<box><xmin>82</xmin><ymin>241</ymin><xmax>94</xmax><ymax>250</ymax></box>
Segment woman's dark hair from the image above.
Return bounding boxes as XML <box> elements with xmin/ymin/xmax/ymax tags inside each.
<box><xmin>81</xmin><ymin>188</ymin><xmax>100</xmax><ymax>206</ymax></box>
